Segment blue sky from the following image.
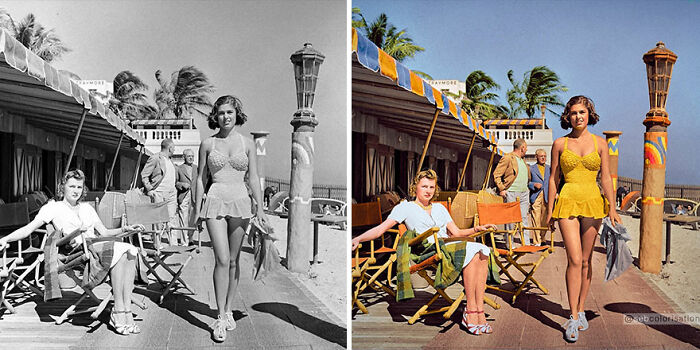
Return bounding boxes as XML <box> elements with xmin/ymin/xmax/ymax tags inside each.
<box><xmin>3</xmin><ymin>0</ymin><xmax>346</xmax><ymax>185</ymax></box>
<box><xmin>354</xmin><ymin>0</ymin><xmax>700</xmax><ymax>185</ymax></box>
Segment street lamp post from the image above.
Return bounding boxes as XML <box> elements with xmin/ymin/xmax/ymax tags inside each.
<box><xmin>287</xmin><ymin>43</ymin><xmax>325</xmax><ymax>273</ymax></box>
<box><xmin>639</xmin><ymin>41</ymin><xmax>677</xmax><ymax>274</ymax></box>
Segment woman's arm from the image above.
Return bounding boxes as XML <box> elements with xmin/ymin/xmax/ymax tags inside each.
<box><xmin>598</xmin><ymin>135</ymin><xmax>622</xmax><ymax>226</ymax></box>
<box><xmin>194</xmin><ymin>139</ymin><xmax>210</xmax><ymax>228</ymax></box>
<box><xmin>547</xmin><ymin>138</ymin><xmax>563</xmax><ymax>228</ymax></box>
<box><xmin>351</xmin><ymin>218</ymin><xmax>398</xmax><ymax>251</ymax></box>
<box><xmin>0</xmin><ymin>217</ymin><xmax>46</xmax><ymax>249</ymax></box>
<box><xmin>446</xmin><ymin>221</ymin><xmax>497</xmax><ymax>238</ymax></box>
<box><xmin>245</xmin><ymin>136</ymin><xmax>266</xmax><ymax>219</ymax></box>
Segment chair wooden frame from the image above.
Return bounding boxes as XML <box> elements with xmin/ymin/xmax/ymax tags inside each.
<box><xmin>476</xmin><ymin>201</ymin><xmax>553</xmax><ymax>303</ymax></box>
<box><xmin>396</xmin><ymin>225</ymin><xmax>499</xmax><ymax>325</ymax></box>
<box><xmin>352</xmin><ymin>198</ymin><xmax>396</xmax><ymax>302</ymax></box>
<box><xmin>124</xmin><ymin>200</ymin><xmax>197</xmax><ymax>304</ymax></box>
<box><xmin>50</xmin><ymin>225</ymin><xmax>147</xmax><ymax>325</ymax></box>
<box><xmin>351</xmin><ymin>244</ymin><xmax>371</xmax><ymax>314</ymax></box>
<box><xmin>1</xmin><ymin>244</ymin><xmax>17</xmax><ymax>313</ymax></box>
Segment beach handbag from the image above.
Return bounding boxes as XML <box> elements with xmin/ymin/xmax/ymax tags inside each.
<box><xmin>247</xmin><ymin>216</ymin><xmax>281</xmax><ymax>281</ymax></box>
<box><xmin>486</xmin><ymin>250</ymin><xmax>501</xmax><ymax>286</ymax></box>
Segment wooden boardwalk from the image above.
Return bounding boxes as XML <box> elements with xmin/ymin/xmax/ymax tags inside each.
<box><xmin>0</xmin><ymin>230</ymin><xmax>346</xmax><ymax>349</ymax></box>
<box><xmin>352</xmin><ymin>236</ymin><xmax>700</xmax><ymax>349</ymax></box>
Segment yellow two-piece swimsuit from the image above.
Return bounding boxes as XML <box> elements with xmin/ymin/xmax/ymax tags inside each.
<box><xmin>552</xmin><ymin>134</ymin><xmax>609</xmax><ymax>219</ymax></box>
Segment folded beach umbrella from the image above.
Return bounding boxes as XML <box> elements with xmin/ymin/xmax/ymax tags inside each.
<box><xmin>248</xmin><ymin>217</ymin><xmax>281</xmax><ymax>281</ymax></box>
<box><xmin>599</xmin><ymin>217</ymin><xmax>634</xmax><ymax>282</ymax></box>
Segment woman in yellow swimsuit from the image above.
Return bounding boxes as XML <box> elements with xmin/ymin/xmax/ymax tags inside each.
<box><xmin>546</xmin><ymin>95</ymin><xmax>621</xmax><ymax>342</ymax></box>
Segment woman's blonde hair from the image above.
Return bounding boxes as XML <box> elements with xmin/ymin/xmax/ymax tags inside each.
<box><xmin>408</xmin><ymin>169</ymin><xmax>440</xmax><ymax>201</ymax></box>
<box><xmin>55</xmin><ymin>169</ymin><xmax>88</xmax><ymax>201</ymax></box>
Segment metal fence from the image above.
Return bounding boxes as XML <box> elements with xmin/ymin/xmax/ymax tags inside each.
<box><xmin>265</xmin><ymin>177</ymin><xmax>347</xmax><ymax>201</ymax></box>
<box><xmin>618</xmin><ymin>176</ymin><xmax>700</xmax><ymax>202</ymax></box>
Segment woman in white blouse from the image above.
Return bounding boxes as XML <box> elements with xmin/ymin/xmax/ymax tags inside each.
<box><xmin>0</xmin><ymin>170</ymin><xmax>144</xmax><ymax>335</ymax></box>
<box><xmin>352</xmin><ymin>169</ymin><xmax>497</xmax><ymax>335</ymax></box>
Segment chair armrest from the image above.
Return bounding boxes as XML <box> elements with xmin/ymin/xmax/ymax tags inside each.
<box><xmin>523</xmin><ymin>226</ymin><xmax>550</xmax><ymax>231</ymax></box>
<box><xmin>408</xmin><ymin>227</ymin><xmax>439</xmax><ymax>246</ymax></box>
<box><xmin>55</xmin><ymin>229</ymin><xmax>84</xmax><ymax>247</ymax></box>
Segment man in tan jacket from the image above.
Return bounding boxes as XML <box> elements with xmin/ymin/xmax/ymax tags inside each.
<box><xmin>493</xmin><ymin>138</ymin><xmax>532</xmax><ymax>245</ymax></box>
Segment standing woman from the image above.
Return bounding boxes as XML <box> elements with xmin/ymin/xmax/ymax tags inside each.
<box><xmin>546</xmin><ymin>96</ymin><xmax>621</xmax><ymax>342</ymax></box>
<box><xmin>352</xmin><ymin>170</ymin><xmax>497</xmax><ymax>335</ymax></box>
<box><xmin>0</xmin><ymin>170</ymin><xmax>145</xmax><ymax>335</ymax></box>
<box><xmin>195</xmin><ymin>95</ymin><xmax>268</xmax><ymax>342</ymax></box>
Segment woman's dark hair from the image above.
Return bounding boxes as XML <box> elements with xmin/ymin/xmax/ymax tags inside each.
<box><xmin>55</xmin><ymin>169</ymin><xmax>88</xmax><ymax>201</ymax></box>
<box><xmin>408</xmin><ymin>169</ymin><xmax>441</xmax><ymax>201</ymax></box>
<box><xmin>560</xmin><ymin>95</ymin><xmax>600</xmax><ymax>129</ymax></box>
<box><xmin>207</xmin><ymin>95</ymin><xmax>247</xmax><ymax>129</ymax></box>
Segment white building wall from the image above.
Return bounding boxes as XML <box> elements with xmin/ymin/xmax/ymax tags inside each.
<box><xmin>489</xmin><ymin>128</ymin><xmax>553</xmax><ymax>164</ymax></box>
<box><xmin>135</xmin><ymin>128</ymin><xmax>201</xmax><ymax>166</ymax></box>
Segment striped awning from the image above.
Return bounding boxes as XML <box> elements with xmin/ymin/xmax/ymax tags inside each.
<box><xmin>0</xmin><ymin>28</ymin><xmax>146</xmax><ymax>153</ymax></box>
<box><xmin>351</xmin><ymin>28</ymin><xmax>503</xmax><ymax>156</ymax></box>
<box><xmin>483</xmin><ymin>119</ymin><xmax>545</xmax><ymax>127</ymax></box>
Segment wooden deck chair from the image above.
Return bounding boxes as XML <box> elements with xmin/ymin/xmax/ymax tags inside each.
<box><xmin>0</xmin><ymin>200</ymin><xmax>46</xmax><ymax>306</ymax></box>
<box><xmin>396</xmin><ymin>223</ymin><xmax>498</xmax><ymax>325</ymax></box>
<box><xmin>352</xmin><ymin>198</ymin><xmax>396</xmax><ymax>298</ymax></box>
<box><xmin>124</xmin><ymin>200</ymin><xmax>197</xmax><ymax>304</ymax></box>
<box><xmin>1</xmin><ymin>243</ymin><xmax>18</xmax><ymax>313</ymax></box>
<box><xmin>476</xmin><ymin>201</ymin><xmax>552</xmax><ymax>303</ymax></box>
<box><xmin>351</xmin><ymin>244</ymin><xmax>371</xmax><ymax>314</ymax></box>
<box><xmin>50</xmin><ymin>225</ymin><xmax>147</xmax><ymax>325</ymax></box>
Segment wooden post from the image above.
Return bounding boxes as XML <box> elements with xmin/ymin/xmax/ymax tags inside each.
<box><xmin>481</xmin><ymin>146</ymin><xmax>497</xmax><ymax>191</ymax></box>
<box><xmin>457</xmin><ymin>132</ymin><xmax>477</xmax><ymax>191</ymax></box>
<box><xmin>64</xmin><ymin>109</ymin><xmax>88</xmax><ymax>176</ymax></box>
<box><xmin>130</xmin><ymin>145</ymin><xmax>145</xmax><ymax>190</ymax></box>
<box><xmin>104</xmin><ymin>133</ymin><xmax>124</xmax><ymax>193</ymax></box>
<box><xmin>603</xmin><ymin>131</ymin><xmax>622</xmax><ymax>193</ymax></box>
<box><xmin>639</xmin><ymin>42</ymin><xmax>676</xmax><ymax>274</ymax></box>
<box><xmin>416</xmin><ymin>108</ymin><xmax>440</xmax><ymax>173</ymax></box>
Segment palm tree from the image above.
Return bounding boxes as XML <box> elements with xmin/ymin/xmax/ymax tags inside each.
<box><xmin>354</xmin><ymin>12</ymin><xmax>425</xmax><ymax>64</ymax></box>
<box><xmin>0</xmin><ymin>9</ymin><xmax>70</xmax><ymax>63</ymax></box>
<box><xmin>459</xmin><ymin>70</ymin><xmax>504</xmax><ymax>120</ymax></box>
<box><xmin>506</xmin><ymin>66</ymin><xmax>567</xmax><ymax>118</ymax></box>
<box><xmin>153</xmin><ymin>66</ymin><xmax>214</xmax><ymax>119</ymax></box>
<box><xmin>110</xmin><ymin>70</ymin><xmax>153</xmax><ymax>121</ymax></box>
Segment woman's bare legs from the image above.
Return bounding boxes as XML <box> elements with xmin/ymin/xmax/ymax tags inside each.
<box><xmin>577</xmin><ymin>218</ymin><xmax>601</xmax><ymax>314</ymax></box>
<box><xmin>207</xmin><ymin>218</ymin><xmax>230</xmax><ymax>318</ymax></box>
<box><xmin>121</xmin><ymin>254</ymin><xmax>137</xmax><ymax>325</ymax></box>
<box><xmin>462</xmin><ymin>254</ymin><xmax>482</xmax><ymax>325</ymax></box>
<box><xmin>110</xmin><ymin>254</ymin><xmax>130</xmax><ymax>325</ymax></box>
<box><xmin>223</xmin><ymin>217</ymin><xmax>248</xmax><ymax>314</ymax></box>
<box><xmin>474</xmin><ymin>252</ymin><xmax>489</xmax><ymax>325</ymax></box>
<box><xmin>559</xmin><ymin>218</ymin><xmax>583</xmax><ymax>321</ymax></box>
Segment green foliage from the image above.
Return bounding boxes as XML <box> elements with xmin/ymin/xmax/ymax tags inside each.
<box><xmin>110</xmin><ymin>71</ymin><xmax>155</xmax><ymax>121</ymax></box>
<box><xmin>459</xmin><ymin>70</ymin><xmax>506</xmax><ymax>120</ymax></box>
<box><xmin>353</xmin><ymin>10</ymin><xmax>424</xmax><ymax>63</ymax></box>
<box><xmin>506</xmin><ymin>66</ymin><xmax>567</xmax><ymax>119</ymax></box>
<box><xmin>154</xmin><ymin>66</ymin><xmax>215</xmax><ymax>119</ymax></box>
<box><xmin>0</xmin><ymin>9</ymin><xmax>70</xmax><ymax>63</ymax></box>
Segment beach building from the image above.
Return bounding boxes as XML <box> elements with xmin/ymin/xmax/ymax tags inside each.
<box><xmin>427</xmin><ymin>79</ymin><xmax>466</xmax><ymax>101</ymax></box>
<box><xmin>131</xmin><ymin>119</ymin><xmax>201</xmax><ymax>165</ymax></box>
<box><xmin>0</xmin><ymin>29</ymin><xmax>147</xmax><ymax>201</ymax></box>
<box><xmin>482</xmin><ymin>118</ymin><xmax>553</xmax><ymax>164</ymax></box>
<box><xmin>75</xmin><ymin>80</ymin><xmax>113</xmax><ymax>105</ymax></box>
<box><xmin>352</xmin><ymin>29</ymin><xmax>504</xmax><ymax>202</ymax></box>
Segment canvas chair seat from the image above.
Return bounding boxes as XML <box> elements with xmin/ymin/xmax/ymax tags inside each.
<box><xmin>477</xmin><ymin>201</ymin><xmax>553</xmax><ymax>304</ymax></box>
<box><xmin>124</xmin><ymin>200</ymin><xmax>198</xmax><ymax>304</ymax></box>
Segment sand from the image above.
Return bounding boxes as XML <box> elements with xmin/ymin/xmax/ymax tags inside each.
<box><xmin>620</xmin><ymin>213</ymin><xmax>700</xmax><ymax>326</ymax></box>
<box><xmin>267</xmin><ymin>214</ymin><xmax>348</xmax><ymax>325</ymax></box>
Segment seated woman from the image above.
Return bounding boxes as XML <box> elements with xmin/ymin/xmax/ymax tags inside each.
<box><xmin>0</xmin><ymin>170</ymin><xmax>144</xmax><ymax>336</ymax></box>
<box><xmin>351</xmin><ymin>169</ymin><xmax>497</xmax><ymax>335</ymax></box>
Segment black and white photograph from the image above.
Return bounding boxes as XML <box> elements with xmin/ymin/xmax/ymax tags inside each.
<box><xmin>0</xmin><ymin>1</ymin><xmax>347</xmax><ymax>348</ymax></box>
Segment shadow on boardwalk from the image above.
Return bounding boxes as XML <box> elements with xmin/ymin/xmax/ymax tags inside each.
<box><xmin>0</xmin><ymin>229</ymin><xmax>346</xmax><ymax>350</ymax></box>
<box><xmin>352</xmin><ymin>233</ymin><xmax>700</xmax><ymax>350</ymax></box>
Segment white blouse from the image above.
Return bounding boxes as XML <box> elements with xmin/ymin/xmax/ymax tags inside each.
<box><xmin>387</xmin><ymin>201</ymin><xmax>452</xmax><ymax>244</ymax></box>
<box><xmin>35</xmin><ymin>200</ymin><xmax>102</xmax><ymax>244</ymax></box>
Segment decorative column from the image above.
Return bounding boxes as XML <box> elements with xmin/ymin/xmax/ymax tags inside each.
<box><xmin>251</xmin><ymin>131</ymin><xmax>270</xmax><ymax>203</ymax></box>
<box><xmin>639</xmin><ymin>42</ymin><xmax>677</xmax><ymax>274</ymax></box>
<box><xmin>603</xmin><ymin>131</ymin><xmax>622</xmax><ymax>194</ymax></box>
<box><xmin>286</xmin><ymin>43</ymin><xmax>325</xmax><ymax>273</ymax></box>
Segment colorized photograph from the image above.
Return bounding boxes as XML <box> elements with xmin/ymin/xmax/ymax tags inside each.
<box><xmin>0</xmin><ymin>1</ymin><xmax>347</xmax><ymax>348</ymax></box>
<box><xmin>350</xmin><ymin>1</ymin><xmax>700</xmax><ymax>349</ymax></box>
